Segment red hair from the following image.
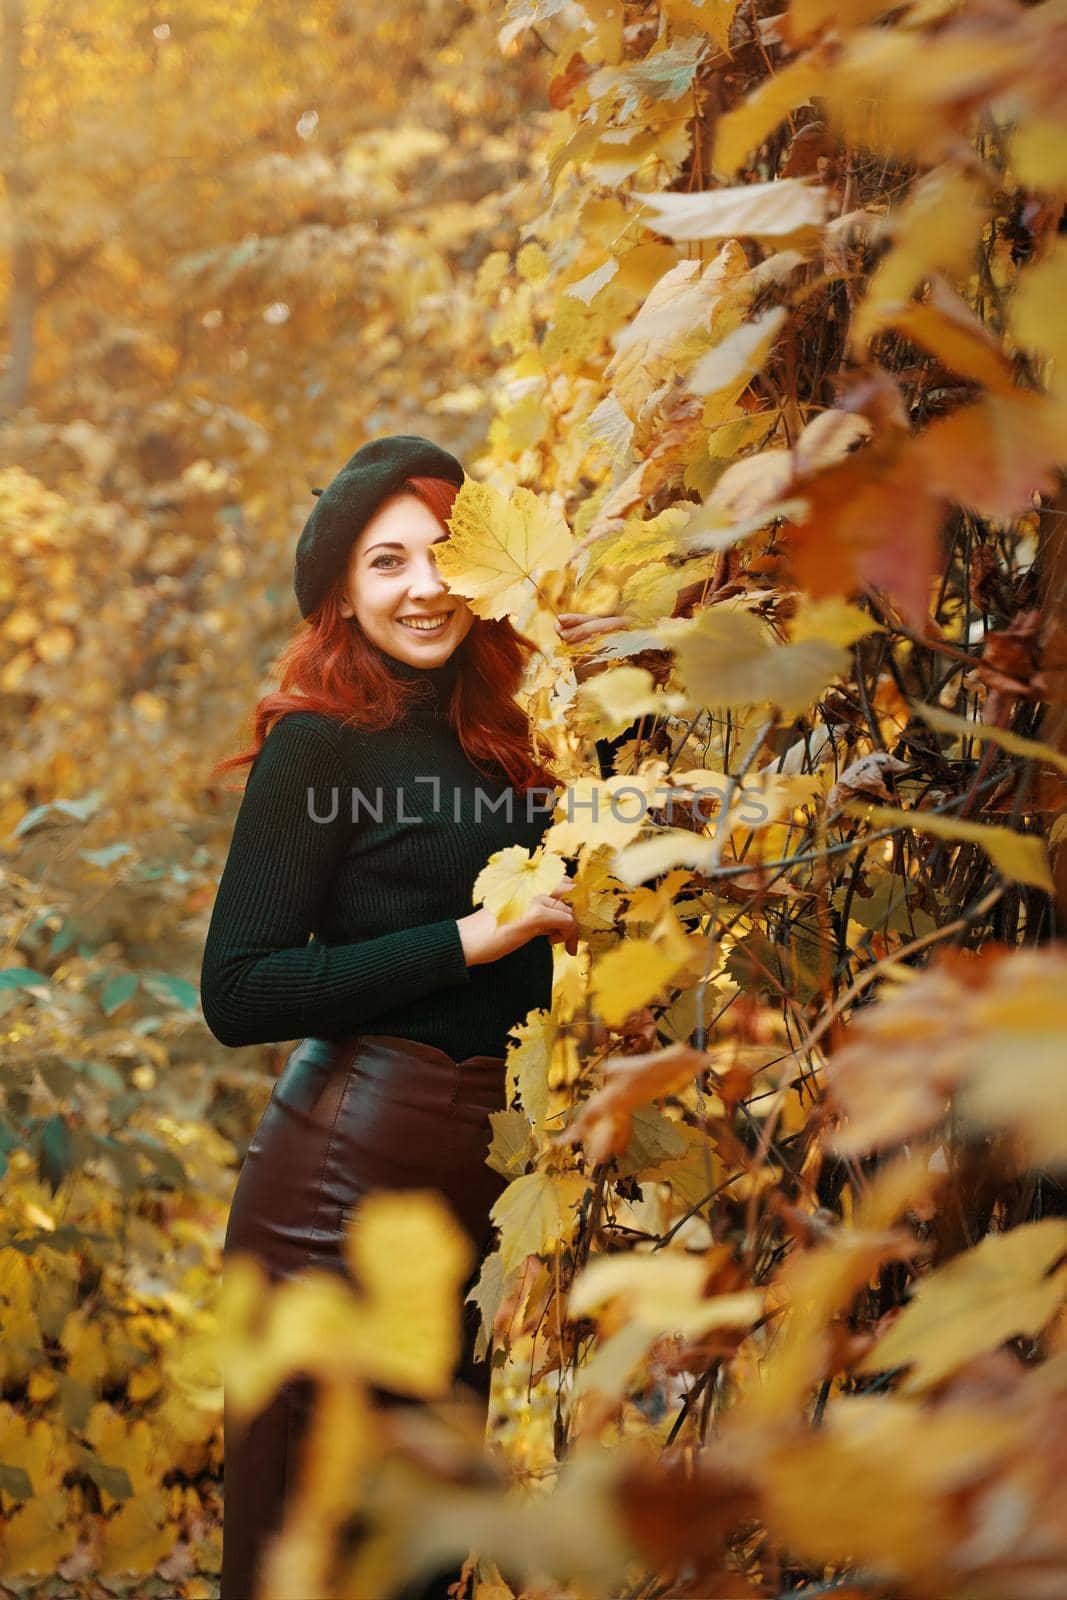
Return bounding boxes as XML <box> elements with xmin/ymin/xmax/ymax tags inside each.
<box><xmin>209</xmin><ymin>474</ymin><xmax>560</xmax><ymax>795</ymax></box>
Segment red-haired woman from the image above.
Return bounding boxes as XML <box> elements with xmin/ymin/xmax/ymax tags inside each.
<box><xmin>201</xmin><ymin>436</ymin><xmax>578</xmax><ymax>1600</ymax></box>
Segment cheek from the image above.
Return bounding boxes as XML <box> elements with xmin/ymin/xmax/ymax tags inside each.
<box><xmin>357</xmin><ymin>575</ymin><xmax>395</xmax><ymax>612</ymax></box>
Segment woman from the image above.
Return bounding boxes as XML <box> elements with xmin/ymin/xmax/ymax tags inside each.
<box><xmin>201</xmin><ymin>434</ymin><xmax>579</xmax><ymax>1600</ymax></box>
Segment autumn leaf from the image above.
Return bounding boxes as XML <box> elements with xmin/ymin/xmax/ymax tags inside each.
<box><xmin>855</xmin><ymin>1220</ymin><xmax>1067</xmax><ymax>1392</ymax></box>
<box><xmin>505</xmin><ymin>1007</ymin><xmax>558</xmax><ymax>1141</ymax></box>
<box><xmin>913</xmin><ymin>701</ymin><xmax>1067</xmax><ymax>777</ymax></box>
<box><xmin>844</xmin><ymin>801</ymin><xmax>1054</xmax><ymax>894</ymax></box>
<box><xmin>686</xmin><ymin>308</ymin><xmax>789</xmax><ymax>412</ymax></box>
<box><xmin>635</xmin><ymin>179</ymin><xmax>830</xmax><ymax>244</ymax></box>
<box><xmin>914</xmin><ymin>390</ymin><xmax>1064</xmax><ymax>520</ymax></box>
<box><xmin>712</xmin><ymin>57</ymin><xmax>824</xmax><ymax>175</ymax></box>
<box><xmin>436</xmin><ymin>476</ymin><xmax>574</xmax><ymax>622</ymax></box>
<box><xmin>473</xmin><ymin>843</ymin><xmax>569</xmax><ymax>925</ymax></box>
<box><xmin>752</xmin><ymin>1395</ymin><xmax>1024</xmax><ymax>1578</ymax></box>
<box><xmin>568</xmin><ymin>1251</ymin><xmax>763</xmax><ymax>1339</ymax></box>
<box><xmin>553</xmin><ymin>1041</ymin><xmax>711</xmax><ymax>1163</ymax></box>
<box><xmin>824</xmin><ymin>947</ymin><xmax>1067</xmax><ymax>1167</ymax></box>
<box><xmin>490</xmin><ymin>1169</ymin><xmax>590</xmax><ymax>1275</ymax></box>
<box><xmin>672</xmin><ymin>605</ymin><xmax>857</xmax><ymax>719</ymax></box>
<box><xmin>590</xmin><ymin>936</ymin><xmax>693</xmax><ymax>1029</ymax></box>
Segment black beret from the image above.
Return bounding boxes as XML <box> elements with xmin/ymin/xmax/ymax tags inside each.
<box><xmin>293</xmin><ymin>433</ymin><xmax>466</xmax><ymax>619</ymax></box>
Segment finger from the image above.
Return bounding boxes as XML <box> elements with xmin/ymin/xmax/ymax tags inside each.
<box><xmin>562</xmin><ymin>616</ymin><xmax>631</xmax><ymax>644</ymax></box>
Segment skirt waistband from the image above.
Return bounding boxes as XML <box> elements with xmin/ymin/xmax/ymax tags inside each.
<box><xmin>270</xmin><ymin>1033</ymin><xmax>509</xmax><ymax>1123</ymax></box>
<box><xmin>330</xmin><ymin>1032</ymin><xmax>507</xmax><ymax>1071</ymax></box>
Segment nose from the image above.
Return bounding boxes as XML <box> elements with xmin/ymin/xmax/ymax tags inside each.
<box><xmin>406</xmin><ymin>552</ymin><xmax>449</xmax><ymax>603</ymax></box>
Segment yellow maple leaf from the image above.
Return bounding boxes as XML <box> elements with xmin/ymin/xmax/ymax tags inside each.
<box><xmin>473</xmin><ymin>844</ymin><xmax>568</xmax><ymax>926</ymax></box>
<box><xmin>434</xmin><ymin>476</ymin><xmax>574</xmax><ymax>623</ymax></box>
<box><xmin>505</xmin><ymin>1007</ymin><xmax>558</xmax><ymax>1141</ymax></box>
<box><xmin>590</xmin><ymin>935</ymin><xmax>689</xmax><ymax>1026</ymax></box>
<box><xmin>490</xmin><ymin>1170</ymin><xmax>590</xmax><ymax>1275</ymax></box>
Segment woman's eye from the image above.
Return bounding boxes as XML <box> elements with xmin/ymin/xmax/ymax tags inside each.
<box><xmin>372</xmin><ymin>555</ymin><xmax>401</xmax><ymax>569</ymax></box>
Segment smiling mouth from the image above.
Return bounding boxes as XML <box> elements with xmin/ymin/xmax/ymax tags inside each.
<box><xmin>397</xmin><ymin>612</ymin><xmax>453</xmax><ymax>633</ymax></box>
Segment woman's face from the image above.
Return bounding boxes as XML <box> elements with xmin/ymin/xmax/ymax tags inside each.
<box><xmin>339</xmin><ymin>492</ymin><xmax>475</xmax><ymax>666</ymax></box>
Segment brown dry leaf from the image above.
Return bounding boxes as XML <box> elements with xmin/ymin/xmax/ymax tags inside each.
<box><xmin>825</xmin><ymin>750</ymin><xmax>910</xmax><ymax>811</ymax></box>
<box><xmin>825</xmin><ymin>946</ymin><xmax>1067</xmax><ymax>1167</ymax></box>
<box><xmin>705</xmin><ymin>379</ymin><xmax>941</xmax><ymax>626</ymax></box>
<box><xmin>869</xmin><ymin>277</ymin><xmax>1017</xmax><ymax>393</ymax></box>
<box><xmin>615</xmin><ymin>1450</ymin><xmax>759</xmax><ymax>1583</ymax></box>
<box><xmin>552</xmin><ymin>1041</ymin><xmax>710</xmax><ymax>1164</ymax></box>
<box><xmin>588</xmin><ymin>390</ymin><xmax>708</xmax><ymax>534</ymax></box>
<box><xmin>788</xmin><ymin>448</ymin><xmax>946</xmax><ymax>628</ymax></box>
<box><xmin>958</xmin><ymin>947</ymin><xmax>1067</xmax><ymax>1168</ymax></box>
<box><xmin>914</xmin><ymin>389</ymin><xmax>1064</xmax><ymax>520</ymax></box>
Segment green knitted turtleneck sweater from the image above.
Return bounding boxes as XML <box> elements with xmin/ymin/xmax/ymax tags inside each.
<box><xmin>199</xmin><ymin>642</ymin><xmax>558</xmax><ymax>1060</ymax></box>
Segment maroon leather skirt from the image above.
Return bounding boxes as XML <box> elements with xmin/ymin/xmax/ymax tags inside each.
<box><xmin>220</xmin><ymin>1032</ymin><xmax>511</xmax><ymax>1600</ymax></box>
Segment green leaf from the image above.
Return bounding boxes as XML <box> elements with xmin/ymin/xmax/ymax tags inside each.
<box><xmin>140</xmin><ymin>972</ymin><xmax>199</xmax><ymax>1010</ymax></box>
<box><xmin>39</xmin><ymin>1113</ymin><xmax>73</xmax><ymax>1194</ymax></box>
<box><xmin>100</xmin><ymin>974</ymin><xmax>138</xmax><ymax>1016</ymax></box>
<box><xmin>52</xmin><ymin>790</ymin><xmax>106</xmax><ymax>822</ymax></box>
<box><xmin>10</xmin><ymin>802</ymin><xmax>55</xmax><ymax>839</ymax></box>
<box><xmin>0</xmin><ymin>968</ymin><xmax>52</xmax><ymax>991</ymax></box>
<box><xmin>67</xmin><ymin>1058</ymin><xmax>125</xmax><ymax>1093</ymax></box>
<box><xmin>50</xmin><ymin>917</ymin><xmax>80</xmax><ymax>956</ymax></box>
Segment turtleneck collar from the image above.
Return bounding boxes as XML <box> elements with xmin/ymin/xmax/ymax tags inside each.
<box><xmin>376</xmin><ymin>642</ymin><xmax>460</xmax><ymax>720</ymax></box>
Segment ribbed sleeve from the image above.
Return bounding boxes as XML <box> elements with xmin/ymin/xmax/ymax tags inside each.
<box><xmin>199</xmin><ymin>715</ymin><xmax>471</xmax><ymax>1047</ymax></box>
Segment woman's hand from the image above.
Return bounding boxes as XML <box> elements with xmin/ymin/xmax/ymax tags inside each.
<box><xmin>556</xmin><ymin>610</ymin><xmax>676</xmax><ymax>688</ymax></box>
<box><xmin>555</xmin><ymin>611</ymin><xmax>633</xmax><ymax>684</ymax></box>
<box><xmin>457</xmin><ymin>876</ymin><xmax>578</xmax><ymax>966</ymax></box>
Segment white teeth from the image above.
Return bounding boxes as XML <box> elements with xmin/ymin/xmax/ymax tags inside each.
<box><xmin>399</xmin><ymin>614</ymin><xmax>451</xmax><ymax>632</ymax></box>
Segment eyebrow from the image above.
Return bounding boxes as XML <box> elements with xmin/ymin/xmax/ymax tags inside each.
<box><xmin>365</xmin><ymin>536</ymin><xmax>449</xmax><ymax>555</ymax></box>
